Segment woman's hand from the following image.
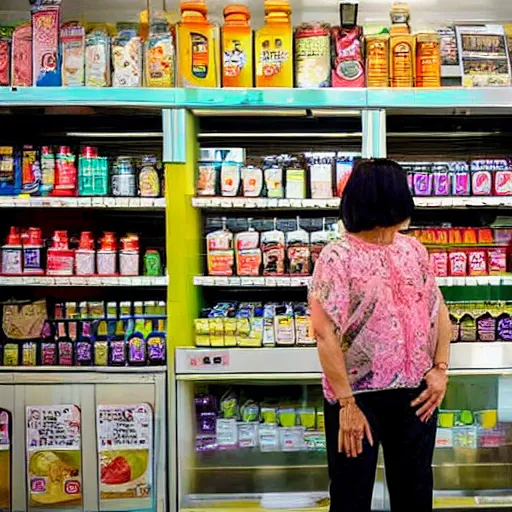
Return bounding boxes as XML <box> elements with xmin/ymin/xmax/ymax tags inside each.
<box><xmin>338</xmin><ymin>398</ymin><xmax>374</xmax><ymax>457</ymax></box>
<box><xmin>411</xmin><ymin>367</ymin><xmax>448</xmax><ymax>422</ymax></box>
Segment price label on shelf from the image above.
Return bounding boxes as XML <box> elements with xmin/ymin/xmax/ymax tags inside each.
<box><xmin>265</xmin><ymin>277</ymin><xmax>277</xmax><ymax>287</ymax></box>
<box><xmin>213</xmin><ymin>277</ymin><xmax>229</xmax><ymax>286</ymax></box>
<box><xmin>188</xmin><ymin>351</ymin><xmax>230</xmax><ymax>369</ymax></box>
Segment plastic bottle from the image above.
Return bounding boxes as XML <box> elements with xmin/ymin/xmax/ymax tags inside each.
<box><xmin>1</xmin><ymin>227</ymin><xmax>23</xmax><ymax>275</ymax></box>
<box><xmin>255</xmin><ymin>0</ymin><xmax>293</xmax><ymax>87</ymax></box>
<box><xmin>139</xmin><ymin>155</ymin><xmax>160</xmax><ymax>197</ymax></box>
<box><xmin>177</xmin><ymin>0</ymin><xmax>219</xmax><ymax>88</ymax></box>
<box><xmin>127</xmin><ymin>318</ymin><xmax>147</xmax><ymax>366</ymax></box>
<box><xmin>40</xmin><ymin>146</ymin><xmax>55</xmax><ymax>196</ymax></box>
<box><xmin>222</xmin><ymin>5</ymin><xmax>253</xmax><ymax>87</ymax></box>
<box><xmin>145</xmin><ymin>11</ymin><xmax>175</xmax><ymax>87</ymax></box>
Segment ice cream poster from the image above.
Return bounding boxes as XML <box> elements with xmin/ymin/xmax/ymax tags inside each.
<box><xmin>0</xmin><ymin>410</ymin><xmax>11</xmax><ymax>512</ymax></box>
<box><xmin>26</xmin><ymin>405</ymin><xmax>82</xmax><ymax>507</ymax></box>
<box><xmin>97</xmin><ymin>403</ymin><xmax>153</xmax><ymax>502</ymax></box>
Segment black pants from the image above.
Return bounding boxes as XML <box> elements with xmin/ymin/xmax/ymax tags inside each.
<box><xmin>325</xmin><ymin>386</ymin><xmax>437</xmax><ymax>512</ymax></box>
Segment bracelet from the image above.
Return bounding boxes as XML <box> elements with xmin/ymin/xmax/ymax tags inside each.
<box><xmin>338</xmin><ymin>396</ymin><xmax>356</xmax><ymax>408</ymax></box>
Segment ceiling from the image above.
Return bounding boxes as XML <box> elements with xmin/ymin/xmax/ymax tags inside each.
<box><xmin>1</xmin><ymin>0</ymin><xmax>512</xmax><ymax>28</ymax></box>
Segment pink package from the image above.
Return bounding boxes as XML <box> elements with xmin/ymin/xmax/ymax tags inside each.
<box><xmin>430</xmin><ymin>251</ymin><xmax>448</xmax><ymax>277</ymax></box>
<box><xmin>468</xmin><ymin>250</ymin><xmax>488</xmax><ymax>276</ymax></box>
<box><xmin>433</xmin><ymin>171</ymin><xmax>450</xmax><ymax>196</ymax></box>
<box><xmin>331</xmin><ymin>26</ymin><xmax>365</xmax><ymax>88</ymax></box>
<box><xmin>11</xmin><ymin>24</ymin><xmax>32</xmax><ymax>87</ymax></box>
<box><xmin>488</xmin><ymin>248</ymin><xmax>507</xmax><ymax>275</ymax></box>
<box><xmin>413</xmin><ymin>172</ymin><xmax>433</xmax><ymax>196</ymax></box>
<box><xmin>494</xmin><ymin>169</ymin><xmax>512</xmax><ymax>196</ymax></box>
<box><xmin>0</xmin><ymin>40</ymin><xmax>9</xmax><ymax>86</ymax></box>
<box><xmin>472</xmin><ymin>171</ymin><xmax>492</xmax><ymax>196</ymax></box>
<box><xmin>449</xmin><ymin>251</ymin><xmax>467</xmax><ymax>277</ymax></box>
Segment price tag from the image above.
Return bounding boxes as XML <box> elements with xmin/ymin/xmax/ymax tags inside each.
<box><xmin>227</xmin><ymin>277</ymin><xmax>241</xmax><ymax>286</ymax></box>
<box><xmin>276</xmin><ymin>277</ymin><xmax>291</xmax><ymax>287</ymax></box>
<box><xmin>267</xmin><ymin>199</ymin><xmax>278</xmax><ymax>208</ymax></box>
<box><xmin>130</xmin><ymin>198</ymin><xmax>141</xmax><ymax>208</ymax></box>
<box><xmin>254</xmin><ymin>198</ymin><xmax>266</xmax><ymax>208</ymax></box>
<box><xmin>245</xmin><ymin>200</ymin><xmax>257</xmax><ymax>209</ymax></box>
<box><xmin>252</xmin><ymin>277</ymin><xmax>265</xmax><ymax>286</ymax></box>
<box><xmin>265</xmin><ymin>277</ymin><xmax>277</xmax><ymax>287</ymax></box>
<box><xmin>214</xmin><ymin>276</ymin><xmax>229</xmax><ymax>286</ymax></box>
<box><xmin>290</xmin><ymin>199</ymin><xmax>302</xmax><ymax>208</ymax></box>
<box><xmin>241</xmin><ymin>277</ymin><xmax>255</xmax><ymax>286</ymax></box>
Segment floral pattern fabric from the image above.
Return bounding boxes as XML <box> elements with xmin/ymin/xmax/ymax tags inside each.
<box><xmin>309</xmin><ymin>233</ymin><xmax>441</xmax><ymax>403</ymax></box>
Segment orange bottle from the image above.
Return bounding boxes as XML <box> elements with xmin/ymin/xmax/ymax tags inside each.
<box><xmin>177</xmin><ymin>0</ymin><xmax>219</xmax><ymax>87</ymax></box>
<box><xmin>255</xmin><ymin>0</ymin><xmax>293</xmax><ymax>87</ymax></box>
<box><xmin>222</xmin><ymin>5</ymin><xmax>253</xmax><ymax>87</ymax></box>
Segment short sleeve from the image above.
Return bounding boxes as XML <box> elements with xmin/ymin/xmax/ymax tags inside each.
<box><xmin>308</xmin><ymin>243</ymin><xmax>350</xmax><ymax>332</ymax></box>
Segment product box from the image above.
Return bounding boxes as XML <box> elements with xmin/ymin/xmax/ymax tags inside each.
<box><xmin>435</xmin><ymin>428</ymin><xmax>453</xmax><ymax>449</ymax></box>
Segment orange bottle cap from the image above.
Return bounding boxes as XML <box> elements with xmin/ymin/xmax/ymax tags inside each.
<box><xmin>224</xmin><ymin>4</ymin><xmax>251</xmax><ymax>20</ymax></box>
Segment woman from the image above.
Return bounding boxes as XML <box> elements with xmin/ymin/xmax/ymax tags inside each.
<box><xmin>309</xmin><ymin>159</ymin><xmax>451</xmax><ymax>512</ymax></box>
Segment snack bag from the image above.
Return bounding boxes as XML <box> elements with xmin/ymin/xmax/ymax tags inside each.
<box><xmin>488</xmin><ymin>248</ymin><xmax>507</xmax><ymax>275</ymax></box>
<box><xmin>494</xmin><ymin>163</ymin><xmax>512</xmax><ymax>196</ymax></box>
<box><xmin>449</xmin><ymin>251</ymin><xmax>467</xmax><ymax>276</ymax></box>
<box><xmin>331</xmin><ymin>26</ymin><xmax>364</xmax><ymax>87</ymax></box>
<box><xmin>12</xmin><ymin>24</ymin><xmax>32</xmax><ymax>86</ymax></box>
<box><xmin>432</xmin><ymin>164</ymin><xmax>451</xmax><ymax>196</ymax></box>
<box><xmin>0</xmin><ymin>39</ymin><xmax>10</xmax><ymax>86</ymax></box>
<box><xmin>261</xmin><ymin>221</ymin><xmax>286</xmax><ymax>276</ymax></box>
<box><xmin>85</xmin><ymin>29</ymin><xmax>110</xmax><ymax>87</ymax></box>
<box><xmin>206</xmin><ymin>219</ymin><xmax>234</xmax><ymax>276</ymax></box>
<box><xmin>468</xmin><ymin>250</ymin><xmax>488</xmax><ymax>276</ymax></box>
<box><xmin>336</xmin><ymin>153</ymin><xmax>356</xmax><ymax>197</ymax></box>
<box><xmin>430</xmin><ymin>251</ymin><xmax>448</xmax><ymax>277</ymax></box>
<box><xmin>61</xmin><ymin>22</ymin><xmax>85</xmax><ymax>86</ymax></box>
<box><xmin>471</xmin><ymin>160</ymin><xmax>492</xmax><ymax>196</ymax></box>
<box><xmin>112</xmin><ymin>29</ymin><xmax>142</xmax><ymax>87</ymax></box>
<box><xmin>235</xmin><ymin>225</ymin><xmax>261</xmax><ymax>277</ymax></box>
<box><xmin>286</xmin><ymin>218</ymin><xmax>311</xmax><ymax>276</ymax></box>
<box><xmin>451</xmin><ymin>162</ymin><xmax>471</xmax><ymax>196</ymax></box>
<box><xmin>306</xmin><ymin>152</ymin><xmax>335</xmax><ymax>199</ymax></box>
<box><xmin>275</xmin><ymin>303</ymin><xmax>296</xmax><ymax>345</ymax></box>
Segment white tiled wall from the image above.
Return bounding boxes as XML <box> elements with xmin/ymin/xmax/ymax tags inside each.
<box><xmin>2</xmin><ymin>0</ymin><xmax>512</xmax><ymax>29</ymax></box>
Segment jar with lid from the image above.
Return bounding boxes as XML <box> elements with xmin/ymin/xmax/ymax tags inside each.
<box><xmin>47</xmin><ymin>230</ymin><xmax>75</xmax><ymax>276</ymax></box>
<box><xmin>120</xmin><ymin>235</ymin><xmax>140</xmax><ymax>276</ymax></box>
<box><xmin>139</xmin><ymin>155</ymin><xmax>160</xmax><ymax>197</ymax></box>
<box><xmin>23</xmin><ymin>227</ymin><xmax>45</xmax><ymax>275</ymax></box>
<box><xmin>75</xmin><ymin>231</ymin><xmax>96</xmax><ymax>276</ymax></box>
<box><xmin>294</xmin><ymin>23</ymin><xmax>331</xmax><ymax>88</ymax></box>
<box><xmin>97</xmin><ymin>232</ymin><xmax>118</xmax><ymax>276</ymax></box>
<box><xmin>1</xmin><ymin>227</ymin><xmax>22</xmax><ymax>275</ymax></box>
<box><xmin>111</xmin><ymin>157</ymin><xmax>136</xmax><ymax>197</ymax></box>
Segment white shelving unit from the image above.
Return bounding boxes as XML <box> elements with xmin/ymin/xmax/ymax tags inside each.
<box><xmin>0</xmin><ymin>275</ymin><xmax>169</xmax><ymax>287</ymax></box>
<box><xmin>0</xmin><ymin>197</ymin><xmax>166</xmax><ymax>209</ymax></box>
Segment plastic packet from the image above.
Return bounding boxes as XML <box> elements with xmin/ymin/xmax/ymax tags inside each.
<box><xmin>261</xmin><ymin>219</ymin><xmax>286</xmax><ymax>276</ymax></box>
<box><xmin>286</xmin><ymin>217</ymin><xmax>311</xmax><ymax>276</ymax></box>
<box><xmin>207</xmin><ymin>218</ymin><xmax>234</xmax><ymax>276</ymax></box>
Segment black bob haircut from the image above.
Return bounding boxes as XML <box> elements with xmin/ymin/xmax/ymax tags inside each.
<box><xmin>341</xmin><ymin>159</ymin><xmax>414</xmax><ymax>233</ymax></box>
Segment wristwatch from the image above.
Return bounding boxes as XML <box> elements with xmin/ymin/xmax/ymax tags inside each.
<box><xmin>434</xmin><ymin>362</ymin><xmax>449</xmax><ymax>372</ymax></box>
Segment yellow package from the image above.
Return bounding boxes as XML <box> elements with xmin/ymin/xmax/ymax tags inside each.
<box><xmin>194</xmin><ymin>318</ymin><xmax>210</xmax><ymax>347</ymax></box>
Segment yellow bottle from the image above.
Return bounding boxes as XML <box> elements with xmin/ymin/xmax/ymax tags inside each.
<box><xmin>255</xmin><ymin>0</ymin><xmax>293</xmax><ymax>87</ymax></box>
<box><xmin>222</xmin><ymin>5</ymin><xmax>253</xmax><ymax>87</ymax></box>
<box><xmin>177</xmin><ymin>0</ymin><xmax>219</xmax><ymax>87</ymax></box>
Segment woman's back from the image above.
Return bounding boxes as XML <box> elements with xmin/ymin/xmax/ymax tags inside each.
<box><xmin>311</xmin><ymin>231</ymin><xmax>441</xmax><ymax>399</ymax></box>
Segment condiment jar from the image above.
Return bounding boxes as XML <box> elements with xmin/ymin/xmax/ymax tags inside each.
<box><xmin>139</xmin><ymin>155</ymin><xmax>160</xmax><ymax>197</ymax></box>
<box><xmin>111</xmin><ymin>156</ymin><xmax>136</xmax><ymax>197</ymax></box>
<box><xmin>75</xmin><ymin>231</ymin><xmax>96</xmax><ymax>276</ymax></box>
<box><xmin>97</xmin><ymin>232</ymin><xmax>118</xmax><ymax>276</ymax></box>
<box><xmin>47</xmin><ymin>230</ymin><xmax>75</xmax><ymax>276</ymax></box>
<box><xmin>23</xmin><ymin>227</ymin><xmax>45</xmax><ymax>275</ymax></box>
<box><xmin>144</xmin><ymin>249</ymin><xmax>162</xmax><ymax>276</ymax></box>
<box><xmin>1</xmin><ymin>227</ymin><xmax>22</xmax><ymax>275</ymax></box>
<box><xmin>120</xmin><ymin>234</ymin><xmax>140</xmax><ymax>276</ymax></box>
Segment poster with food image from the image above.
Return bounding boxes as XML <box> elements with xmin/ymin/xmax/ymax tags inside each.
<box><xmin>97</xmin><ymin>403</ymin><xmax>153</xmax><ymax>502</ymax></box>
<box><xmin>456</xmin><ymin>25</ymin><xmax>512</xmax><ymax>87</ymax></box>
<box><xmin>0</xmin><ymin>410</ymin><xmax>11</xmax><ymax>512</ymax></box>
<box><xmin>26</xmin><ymin>405</ymin><xmax>82</xmax><ymax>507</ymax></box>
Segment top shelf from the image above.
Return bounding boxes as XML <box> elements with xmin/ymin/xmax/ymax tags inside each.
<box><xmin>3</xmin><ymin>87</ymin><xmax>512</xmax><ymax>111</ymax></box>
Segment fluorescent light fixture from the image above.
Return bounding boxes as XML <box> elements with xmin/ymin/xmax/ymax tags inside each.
<box><xmin>198</xmin><ymin>132</ymin><xmax>363</xmax><ymax>139</ymax></box>
<box><xmin>65</xmin><ymin>132</ymin><xmax>163</xmax><ymax>138</ymax></box>
<box><xmin>192</xmin><ymin>109</ymin><xmax>306</xmax><ymax>117</ymax></box>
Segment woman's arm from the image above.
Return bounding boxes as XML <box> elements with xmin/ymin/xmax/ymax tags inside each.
<box><xmin>311</xmin><ymin>296</ymin><xmax>352</xmax><ymax>401</ymax></box>
<box><xmin>434</xmin><ymin>301</ymin><xmax>451</xmax><ymax>367</ymax></box>
<box><xmin>311</xmin><ymin>296</ymin><xmax>373</xmax><ymax>457</ymax></box>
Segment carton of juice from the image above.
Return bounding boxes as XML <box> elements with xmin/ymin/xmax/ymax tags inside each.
<box><xmin>255</xmin><ymin>0</ymin><xmax>293</xmax><ymax>87</ymax></box>
<box><xmin>31</xmin><ymin>0</ymin><xmax>62</xmax><ymax>87</ymax></box>
<box><xmin>222</xmin><ymin>5</ymin><xmax>253</xmax><ymax>87</ymax></box>
<box><xmin>177</xmin><ymin>1</ymin><xmax>219</xmax><ymax>88</ymax></box>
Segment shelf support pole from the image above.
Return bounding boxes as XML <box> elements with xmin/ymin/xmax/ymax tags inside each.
<box><xmin>362</xmin><ymin>109</ymin><xmax>387</xmax><ymax>158</ymax></box>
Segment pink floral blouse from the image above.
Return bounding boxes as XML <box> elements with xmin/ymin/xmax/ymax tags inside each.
<box><xmin>309</xmin><ymin>233</ymin><xmax>441</xmax><ymax>403</ymax></box>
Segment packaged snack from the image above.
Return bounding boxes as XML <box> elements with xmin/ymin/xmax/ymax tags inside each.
<box><xmin>21</xmin><ymin>146</ymin><xmax>41</xmax><ymax>195</ymax></box>
<box><xmin>0</xmin><ymin>146</ymin><xmax>21</xmax><ymax>196</ymax></box>
<box><xmin>459</xmin><ymin>313</ymin><xmax>476</xmax><ymax>341</ymax></box>
<box><xmin>453</xmin><ymin>426</ymin><xmax>477</xmax><ymax>449</ymax></box>
<box><xmin>61</xmin><ymin>22</ymin><xmax>85</xmax><ymax>86</ymax></box>
<box><xmin>488</xmin><ymin>248</ymin><xmax>507</xmax><ymax>275</ymax></box>
<box><xmin>31</xmin><ymin>0</ymin><xmax>62</xmax><ymax>86</ymax></box>
<box><xmin>474</xmin><ymin>410</ymin><xmax>498</xmax><ymax>430</ymax></box>
<box><xmin>196</xmin><ymin>164</ymin><xmax>217</xmax><ymax>196</ymax></box>
<box><xmin>306</xmin><ymin>152</ymin><xmax>335</xmax><ymax>199</ymax></box>
<box><xmin>241</xmin><ymin>400</ymin><xmax>259</xmax><ymax>422</ymax></box>
<box><xmin>430</xmin><ymin>251</ymin><xmax>448</xmax><ymax>277</ymax></box>
<box><xmin>0</xmin><ymin>39</ymin><xmax>10</xmax><ymax>87</ymax></box>
<box><xmin>439</xmin><ymin>26</ymin><xmax>459</xmax><ymax>67</ymax></box>
<box><xmin>216</xmin><ymin>418</ymin><xmax>238</xmax><ymax>449</ymax></box>
<box><xmin>277</xmin><ymin>407</ymin><xmax>296</xmax><ymax>427</ymax></box>
<box><xmin>497</xmin><ymin>313</ymin><xmax>512</xmax><ymax>341</ymax></box>
<box><xmin>451</xmin><ymin>162</ymin><xmax>471</xmax><ymax>196</ymax></box>
<box><xmin>259</xmin><ymin>424</ymin><xmax>279</xmax><ymax>451</ymax></box>
<box><xmin>471</xmin><ymin>160</ymin><xmax>493</xmax><ymax>196</ymax></box>
<box><xmin>85</xmin><ymin>29</ymin><xmax>110</xmax><ymax>87</ymax></box>
<box><xmin>241</xmin><ymin>166</ymin><xmax>263</xmax><ymax>197</ymax></box>
<box><xmin>206</xmin><ymin>218</ymin><xmax>234</xmax><ymax>276</ymax></box>
<box><xmin>261</xmin><ymin>221</ymin><xmax>286</xmax><ymax>276</ymax></box>
<box><xmin>11</xmin><ymin>24</ymin><xmax>32</xmax><ymax>86</ymax></box>
<box><xmin>221</xmin><ymin>5</ymin><xmax>253</xmax><ymax>88</ymax></box>
<box><xmin>336</xmin><ymin>153</ymin><xmax>356</xmax><ymax>197</ymax></box>
<box><xmin>412</xmin><ymin>163</ymin><xmax>432</xmax><ymax>196</ymax></box>
<box><xmin>295</xmin><ymin>303</ymin><xmax>314</xmax><ymax>346</ymax></box>
<box><xmin>478</xmin><ymin>228</ymin><xmax>494</xmax><ymax>244</ymax></box>
<box><xmin>263</xmin><ymin>303</ymin><xmax>277</xmax><ymax>346</ymax></box>
<box><xmin>255</xmin><ymin>0</ymin><xmax>293</xmax><ymax>88</ymax></box>
<box><xmin>331</xmin><ymin>26</ymin><xmax>364</xmax><ymax>87</ymax></box>
<box><xmin>477</xmin><ymin>312</ymin><xmax>496</xmax><ymax>342</ymax></box>
<box><xmin>494</xmin><ymin>164</ymin><xmax>512</xmax><ymax>196</ymax></box>
<box><xmin>194</xmin><ymin>311</ymin><xmax>211</xmax><ymax>347</ymax></box>
<box><xmin>310</xmin><ymin>221</ymin><xmax>330</xmax><ymax>268</ymax></box>
<box><xmin>220</xmin><ymin>389</ymin><xmax>239</xmax><ymax>419</ymax></box>
<box><xmin>275</xmin><ymin>303</ymin><xmax>296</xmax><ymax>346</ymax></box>
<box><xmin>112</xmin><ymin>29</ymin><xmax>142</xmax><ymax>87</ymax></box>
<box><xmin>235</xmin><ymin>222</ymin><xmax>261</xmax><ymax>276</ymax></box>
<box><xmin>264</xmin><ymin>158</ymin><xmax>284</xmax><ymax>199</ymax></box>
<box><xmin>238</xmin><ymin>423</ymin><xmax>258</xmax><ymax>448</ymax></box>
<box><xmin>294</xmin><ymin>23</ymin><xmax>331</xmax><ymax>88</ymax></box>
<box><xmin>432</xmin><ymin>163</ymin><xmax>451</xmax><ymax>196</ymax></box>
<box><xmin>145</xmin><ymin>11</ymin><xmax>175</xmax><ymax>87</ymax></box>
<box><xmin>468</xmin><ymin>250</ymin><xmax>488</xmax><ymax>276</ymax></box>
<box><xmin>285</xmin><ymin>165</ymin><xmax>306</xmax><ymax>199</ymax></box>
<box><xmin>286</xmin><ymin>217</ymin><xmax>311</xmax><ymax>276</ymax></box>
<box><xmin>462</xmin><ymin>228</ymin><xmax>477</xmax><ymax>244</ymax></box>
<box><xmin>449</xmin><ymin>313</ymin><xmax>460</xmax><ymax>342</ymax></box>
<box><xmin>366</xmin><ymin>34</ymin><xmax>389</xmax><ymax>87</ymax></box>
<box><xmin>261</xmin><ymin>406</ymin><xmax>278</xmax><ymax>424</ymax></box>
<box><xmin>449</xmin><ymin>251</ymin><xmax>467</xmax><ymax>276</ymax></box>
<box><xmin>415</xmin><ymin>32</ymin><xmax>441</xmax><ymax>87</ymax></box>
<box><xmin>448</xmin><ymin>229</ymin><xmax>463</xmax><ymax>245</ymax></box>
<box><xmin>221</xmin><ymin>161</ymin><xmax>241</xmax><ymax>197</ymax></box>
<box><xmin>390</xmin><ymin>34</ymin><xmax>415</xmax><ymax>88</ymax></box>
<box><xmin>279</xmin><ymin>427</ymin><xmax>306</xmax><ymax>451</ymax></box>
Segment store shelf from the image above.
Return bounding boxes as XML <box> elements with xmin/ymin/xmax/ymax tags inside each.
<box><xmin>194</xmin><ymin>275</ymin><xmax>508</xmax><ymax>287</ymax></box>
<box><xmin>0</xmin><ymin>196</ymin><xmax>166</xmax><ymax>209</ymax></box>
<box><xmin>193</xmin><ymin>196</ymin><xmax>512</xmax><ymax>210</ymax></box>
<box><xmin>176</xmin><ymin>344</ymin><xmax>512</xmax><ymax>376</ymax></box>
<box><xmin>0</xmin><ymin>366</ymin><xmax>167</xmax><ymax>373</ymax></box>
<box><xmin>4</xmin><ymin>87</ymin><xmax>512</xmax><ymax>111</ymax></box>
<box><xmin>0</xmin><ymin>275</ymin><xmax>168</xmax><ymax>286</ymax></box>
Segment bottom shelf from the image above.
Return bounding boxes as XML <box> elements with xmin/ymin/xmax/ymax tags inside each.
<box><xmin>180</xmin><ymin>490</ymin><xmax>512</xmax><ymax>511</ymax></box>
